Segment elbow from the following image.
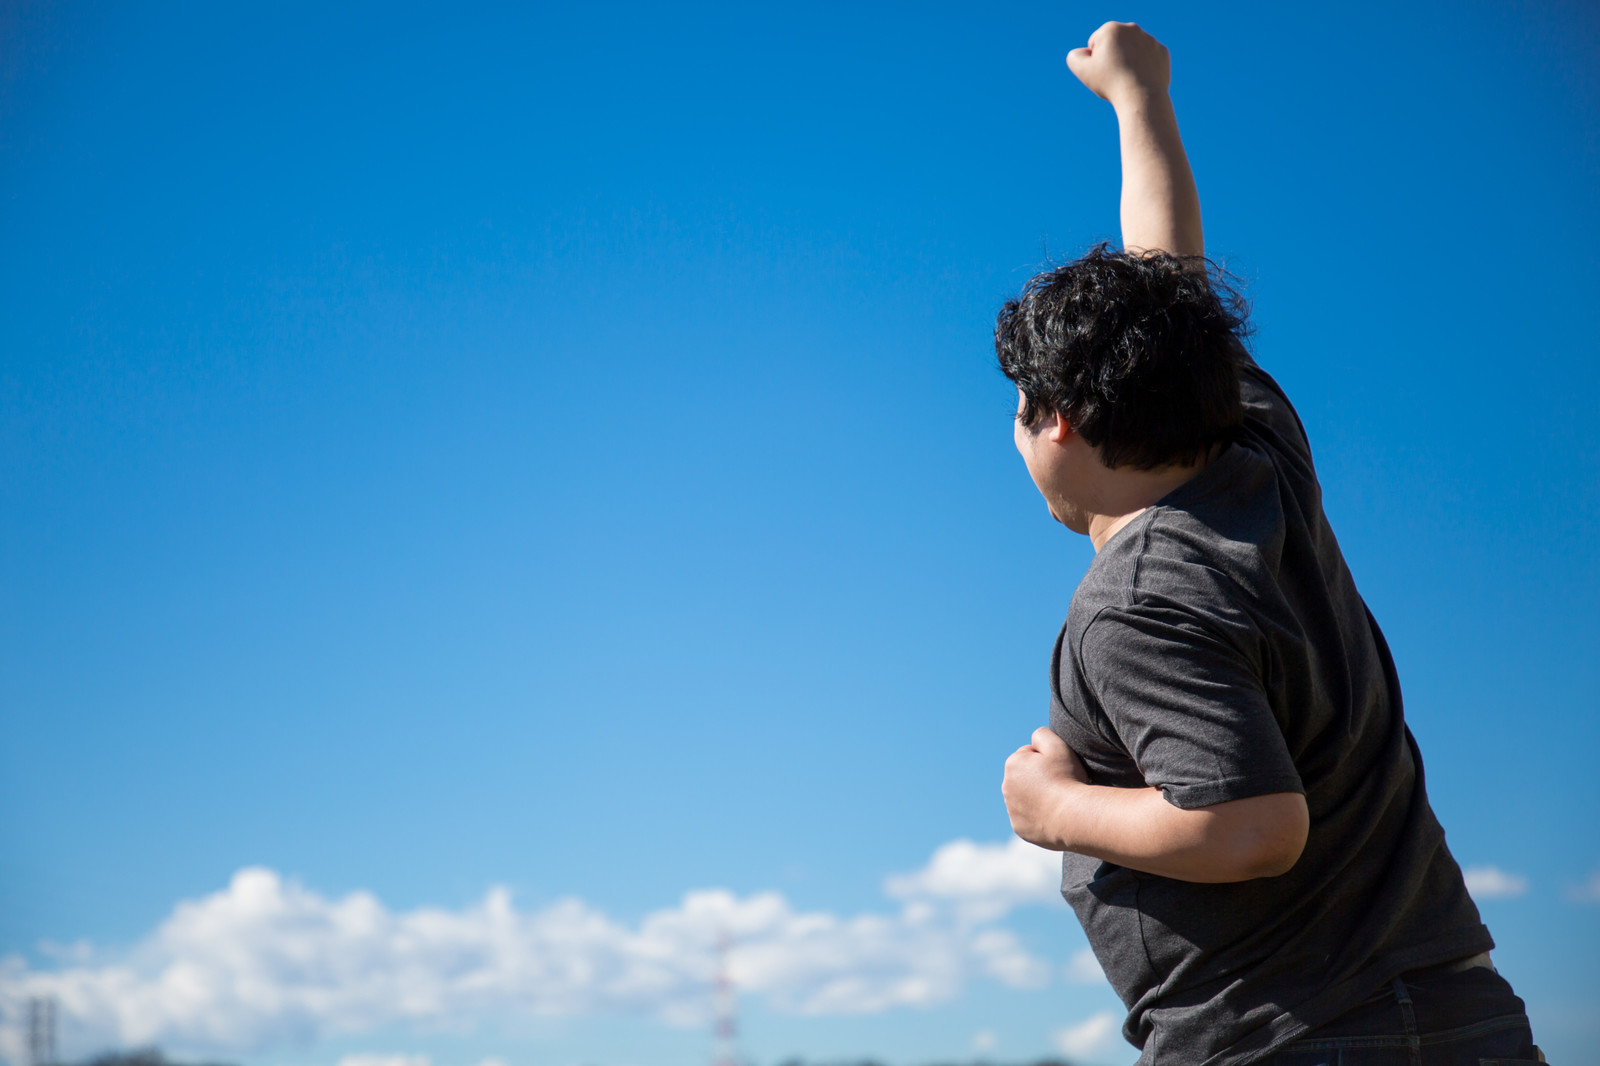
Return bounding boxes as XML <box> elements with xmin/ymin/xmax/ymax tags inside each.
<box><xmin>1241</xmin><ymin>837</ymin><xmax>1305</xmax><ymax>880</ymax></box>
<box><xmin>1234</xmin><ymin>793</ymin><xmax>1310</xmax><ymax>880</ymax></box>
<box><xmin>1200</xmin><ymin>792</ymin><xmax>1309</xmax><ymax>882</ymax></box>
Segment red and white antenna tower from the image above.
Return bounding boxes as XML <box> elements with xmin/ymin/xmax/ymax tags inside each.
<box><xmin>712</xmin><ymin>930</ymin><xmax>739</xmax><ymax>1066</ymax></box>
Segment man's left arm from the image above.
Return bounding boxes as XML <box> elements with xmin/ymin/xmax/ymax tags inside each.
<box><xmin>1002</xmin><ymin>727</ymin><xmax>1308</xmax><ymax>883</ymax></box>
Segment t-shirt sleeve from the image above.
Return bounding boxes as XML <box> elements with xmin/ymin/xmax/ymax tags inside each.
<box><xmin>1077</xmin><ymin>602</ymin><xmax>1304</xmax><ymax>809</ymax></box>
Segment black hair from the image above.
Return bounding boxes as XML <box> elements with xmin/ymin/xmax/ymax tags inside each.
<box><xmin>994</xmin><ymin>243</ymin><xmax>1251</xmax><ymax>470</ymax></box>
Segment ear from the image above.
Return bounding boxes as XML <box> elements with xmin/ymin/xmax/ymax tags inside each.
<box><xmin>1045</xmin><ymin>410</ymin><xmax>1075</xmax><ymax>444</ymax></box>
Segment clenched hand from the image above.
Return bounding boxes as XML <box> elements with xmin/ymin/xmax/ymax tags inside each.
<box><xmin>1002</xmin><ymin>726</ymin><xmax>1090</xmax><ymax>851</ymax></box>
<box><xmin>1066</xmin><ymin>21</ymin><xmax>1171</xmax><ymax>108</ymax></box>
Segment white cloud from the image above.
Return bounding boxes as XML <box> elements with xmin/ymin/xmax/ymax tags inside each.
<box><xmin>1053</xmin><ymin>1010</ymin><xmax>1119</xmax><ymax>1059</ymax></box>
<box><xmin>337</xmin><ymin>1055</ymin><xmax>431</xmax><ymax>1066</ymax></box>
<box><xmin>0</xmin><ymin>840</ymin><xmax>1066</xmax><ymax>1061</ymax></box>
<box><xmin>1463</xmin><ymin>866</ymin><xmax>1530</xmax><ymax>901</ymax></box>
<box><xmin>970</xmin><ymin>1027</ymin><xmax>997</xmax><ymax>1052</ymax></box>
<box><xmin>1565</xmin><ymin>867</ymin><xmax>1600</xmax><ymax>904</ymax></box>
<box><xmin>1064</xmin><ymin>946</ymin><xmax>1106</xmax><ymax>985</ymax></box>
<box><xmin>883</xmin><ymin>838</ymin><xmax>1063</xmax><ymax>921</ymax></box>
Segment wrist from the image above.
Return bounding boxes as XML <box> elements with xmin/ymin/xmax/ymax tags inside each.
<box><xmin>1044</xmin><ymin>776</ymin><xmax>1091</xmax><ymax>852</ymax></box>
<box><xmin>1110</xmin><ymin>85</ymin><xmax>1173</xmax><ymax>118</ymax></box>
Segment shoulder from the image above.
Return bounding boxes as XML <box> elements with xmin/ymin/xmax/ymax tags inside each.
<box><xmin>1064</xmin><ymin>511</ymin><xmax>1156</xmax><ymax>642</ymax></box>
<box><xmin>1068</xmin><ymin>507</ymin><xmax>1272</xmax><ymax>680</ymax></box>
<box><xmin>1233</xmin><ymin>344</ymin><xmax>1316</xmax><ymax>475</ymax></box>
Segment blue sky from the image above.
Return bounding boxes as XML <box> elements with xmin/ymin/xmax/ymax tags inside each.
<box><xmin>1</xmin><ymin>1</ymin><xmax>1596</xmax><ymax>1064</ymax></box>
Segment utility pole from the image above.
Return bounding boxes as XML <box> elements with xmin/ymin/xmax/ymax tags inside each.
<box><xmin>26</xmin><ymin>996</ymin><xmax>58</xmax><ymax>1066</ymax></box>
<box><xmin>712</xmin><ymin>931</ymin><xmax>738</xmax><ymax>1066</ymax></box>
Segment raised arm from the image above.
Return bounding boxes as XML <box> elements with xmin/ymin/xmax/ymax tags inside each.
<box><xmin>1067</xmin><ymin>22</ymin><xmax>1204</xmax><ymax>259</ymax></box>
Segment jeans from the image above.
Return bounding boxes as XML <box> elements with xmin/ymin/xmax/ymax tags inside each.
<box><xmin>1256</xmin><ymin>958</ymin><xmax>1544</xmax><ymax>1065</ymax></box>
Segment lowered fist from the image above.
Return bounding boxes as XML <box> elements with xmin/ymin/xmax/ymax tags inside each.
<box><xmin>1002</xmin><ymin>726</ymin><xmax>1090</xmax><ymax>851</ymax></box>
<box><xmin>1066</xmin><ymin>21</ymin><xmax>1171</xmax><ymax>107</ymax></box>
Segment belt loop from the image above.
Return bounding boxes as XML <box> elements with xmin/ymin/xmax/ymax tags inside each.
<box><xmin>1392</xmin><ymin>978</ymin><xmax>1421</xmax><ymax>1066</ymax></box>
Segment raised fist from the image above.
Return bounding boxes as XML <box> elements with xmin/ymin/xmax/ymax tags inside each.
<box><xmin>1066</xmin><ymin>22</ymin><xmax>1171</xmax><ymax>107</ymax></box>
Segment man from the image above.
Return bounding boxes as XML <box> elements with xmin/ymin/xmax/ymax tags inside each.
<box><xmin>996</xmin><ymin>22</ymin><xmax>1542</xmax><ymax>1066</ymax></box>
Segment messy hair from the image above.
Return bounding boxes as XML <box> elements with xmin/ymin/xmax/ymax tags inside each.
<box><xmin>995</xmin><ymin>244</ymin><xmax>1251</xmax><ymax>470</ymax></box>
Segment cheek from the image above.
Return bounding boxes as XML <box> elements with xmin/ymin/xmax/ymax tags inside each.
<box><xmin>1015</xmin><ymin>438</ymin><xmax>1046</xmax><ymax>492</ymax></box>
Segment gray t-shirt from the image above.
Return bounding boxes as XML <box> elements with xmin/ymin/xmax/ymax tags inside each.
<box><xmin>1049</xmin><ymin>351</ymin><xmax>1492</xmax><ymax>1066</ymax></box>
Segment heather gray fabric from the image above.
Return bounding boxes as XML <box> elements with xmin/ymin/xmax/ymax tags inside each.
<box><xmin>1048</xmin><ymin>350</ymin><xmax>1493</xmax><ymax>1066</ymax></box>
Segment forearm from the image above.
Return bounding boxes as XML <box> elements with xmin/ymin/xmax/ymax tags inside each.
<box><xmin>1042</xmin><ymin>783</ymin><xmax>1305</xmax><ymax>883</ymax></box>
<box><xmin>1113</xmin><ymin>90</ymin><xmax>1204</xmax><ymax>259</ymax></box>
<box><xmin>1003</xmin><ymin>727</ymin><xmax>1309</xmax><ymax>881</ymax></box>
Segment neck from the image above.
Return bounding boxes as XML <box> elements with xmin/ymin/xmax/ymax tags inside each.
<box><xmin>1084</xmin><ymin>446</ymin><xmax>1221</xmax><ymax>552</ymax></box>
<box><xmin>1088</xmin><ymin>508</ymin><xmax>1147</xmax><ymax>551</ymax></box>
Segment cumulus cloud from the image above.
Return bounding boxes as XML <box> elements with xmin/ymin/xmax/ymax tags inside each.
<box><xmin>1463</xmin><ymin>866</ymin><xmax>1530</xmax><ymax>901</ymax></box>
<box><xmin>334</xmin><ymin>1054</ymin><xmax>502</xmax><ymax>1066</ymax></box>
<box><xmin>0</xmin><ymin>841</ymin><xmax>1062</xmax><ymax>1061</ymax></box>
<box><xmin>1565</xmin><ymin>867</ymin><xmax>1600</xmax><ymax>904</ymax></box>
<box><xmin>1052</xmin><ymin>1010</ymin><xmax>1119</xmax><ymax>1059</ymax></box>
<box><xmin>1064</xmin><ymin>947</ymin><xmax>1107</xmax><ymax>985</ymax></box>
<box><xmin>883</xmin><ymin>838</ymin><xmax>1063</xmax><ymax>921</ymax></box>
<box><xmin>336</xmin><ymin>1055</ymin><xmax>433</xmax><ymax>1066</ymax></box>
